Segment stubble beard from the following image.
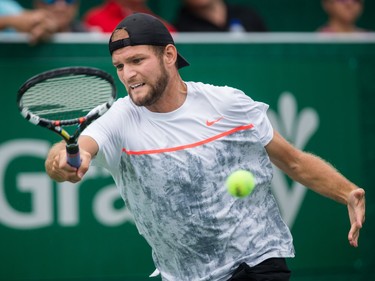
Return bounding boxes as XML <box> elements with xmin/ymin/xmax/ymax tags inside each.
<box><xmin>129</xmin><ymin>64</ymin><xmax>170</xmax><ymax>107</ymax></box>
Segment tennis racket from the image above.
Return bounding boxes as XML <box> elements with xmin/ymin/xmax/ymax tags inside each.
<box><xmin>17</xmin><ymin>66</ymin><xmax>117</xmax><ymax>168</ymax></box>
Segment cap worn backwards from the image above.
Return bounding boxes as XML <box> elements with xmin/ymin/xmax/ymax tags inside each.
<box><xmin>109</xmin><ymin>13</ymin><xmax>189</xmax><ymax>69</ymax></box>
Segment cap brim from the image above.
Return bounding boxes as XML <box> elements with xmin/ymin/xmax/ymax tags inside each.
<box><xmin>177</xmin><ymin>53</ymin><xmax>190</xmax><ymax>69</ymax></box>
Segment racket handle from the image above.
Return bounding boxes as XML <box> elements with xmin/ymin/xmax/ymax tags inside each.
<box><xmin>66</xmin><ymin>143</ymin><xmax>81</xmax><ymax>168</ymax></box>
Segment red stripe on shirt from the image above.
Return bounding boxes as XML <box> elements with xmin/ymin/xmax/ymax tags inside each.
<box><xmin>122</xmin><ymin>123</ymin><xmax>254</xmax><ymax>155</ymax></box>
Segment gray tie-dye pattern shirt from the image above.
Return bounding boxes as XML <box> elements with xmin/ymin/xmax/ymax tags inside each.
<box><xmin>82</xmin><ymin>82</ymin><xmax>295</xmax><ymax>281</ymax></box>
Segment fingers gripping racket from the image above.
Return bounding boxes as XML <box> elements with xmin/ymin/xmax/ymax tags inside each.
<box><xmin>17</xmin><ymin>66</ymin><xmax>117</xmax><ymax>168</ymax></box>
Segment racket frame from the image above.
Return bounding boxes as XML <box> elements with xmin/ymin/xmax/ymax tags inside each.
<box><xmin>17</xmin><ymin>66</ymin><xmax>117</xmax><ymax>167</ymax></box>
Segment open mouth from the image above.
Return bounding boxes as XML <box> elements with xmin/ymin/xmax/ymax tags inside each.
<box><xmin>130</xmin><ymin>83</ymin><xmax>145</xmax><ymax>90</ymax></box>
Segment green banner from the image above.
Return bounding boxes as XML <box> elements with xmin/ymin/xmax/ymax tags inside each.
<box><xmin>0</xmin><ymin>34</ymin><xmax>374</xmax><ymax>281</ymax></box>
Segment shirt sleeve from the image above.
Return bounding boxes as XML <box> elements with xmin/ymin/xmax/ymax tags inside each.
<box><xmin>231</xmin><ymin>88</ymin><xmax>274</xmax><ymax>146</ymax></box>
<box><xmin>81</xmin><ymin>101</ymin><xmax>123</xmax><ymax>172</ymax></box>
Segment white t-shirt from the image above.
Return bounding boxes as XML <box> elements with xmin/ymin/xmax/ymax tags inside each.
<box><xmin>82</xmin><ymin>81</ymin><xmax>294</xmax><ymax>281</ymax></box>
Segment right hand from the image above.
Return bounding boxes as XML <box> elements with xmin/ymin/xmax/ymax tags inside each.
<box><xmin>46</xmin><ymin>144</ymin><xmax>91</xmax><ymax>183</ymax></box>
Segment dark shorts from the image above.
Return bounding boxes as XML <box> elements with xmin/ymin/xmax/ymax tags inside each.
<box><xmin>227</xmin><ymin>258</ymin><xmax>291</xmax><ymax>281</ymax></box>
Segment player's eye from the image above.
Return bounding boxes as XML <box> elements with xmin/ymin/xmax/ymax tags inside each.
<box><xmin>132</xmin><ymin>58</ymin><xmax>143</xmax><ymax>64</ymax></box>
<box><xmin>115</xmin><ymin>64</ymin><xmax>124</xmax><ymax>71</ymax></box>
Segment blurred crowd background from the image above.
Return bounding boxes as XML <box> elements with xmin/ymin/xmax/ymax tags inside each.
<box><xmin>0</xmin><ymin>1</ymin><xmax>374</xmax><ymax>281</ymax></box>
<box><xmin>1</xmin><ymin>0</ymin><xmax>374</xmax><ymax>45</ymax></box>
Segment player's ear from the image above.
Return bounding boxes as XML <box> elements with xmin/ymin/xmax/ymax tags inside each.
<box><xmin>164</xmin><ymin>44</ymin><xmax>178</xmax><ymax>68</ymax></box>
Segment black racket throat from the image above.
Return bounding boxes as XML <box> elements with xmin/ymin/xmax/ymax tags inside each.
<box><xmin>66</xmin><ymin>143</ymin><xmax>79</xmax><ymax>154</ymax></box>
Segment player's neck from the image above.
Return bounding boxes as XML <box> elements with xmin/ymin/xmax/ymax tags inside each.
<box><xmin>145</xmin><ymin>74</ymin><xmax>187</xmax><ymax>113</ymax></box>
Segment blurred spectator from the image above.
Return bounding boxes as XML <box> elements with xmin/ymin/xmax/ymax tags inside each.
<box><xmin>318</xmin><ymin>0</ymin><xmax>365</xmax><ymax>32</ymax></box>
<box><xmin>174</xmin><ymin>0</ymin><xmax>267</xmax><ymax>32</ymax></box>
<box><xmin>83</xmin><ymin>0</ymin><xmax>176</xmax><ymax>33</ymax></box>
<box><xmin>1</xmin><ymin>0</ymin><xmax>86</xmax><ymax>44</ymax></box>
<box><xmin>33</xmin><ymin>0</ymin><xmax>87</xmax><ymax>32</ymax></box>
<box><xmin>0</xmin><ymin>0</ymin><xmax>57</xmax><ymax>44</ymax></box>
<box><xmin>0</xmin><ymin>0</ymin><xmax>23</xmax><ymax>17</ymax></box>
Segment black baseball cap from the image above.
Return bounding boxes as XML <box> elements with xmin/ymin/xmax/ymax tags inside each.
<box><xmin>109</xmin><ymin>13</ymin><xmax>190</xmax><ymax>69</ymax></box>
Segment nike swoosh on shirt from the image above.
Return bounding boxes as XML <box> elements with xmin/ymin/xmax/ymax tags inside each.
<box><xmin>206</xmin><ymin>116</ymin><xmax>223</xmax><ymax>126</ymax></box>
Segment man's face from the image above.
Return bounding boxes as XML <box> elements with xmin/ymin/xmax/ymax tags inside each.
<box><xmin>112</xmin><ymin>44</ymin><xmax>170</xmax><ymax>107</ymax></box>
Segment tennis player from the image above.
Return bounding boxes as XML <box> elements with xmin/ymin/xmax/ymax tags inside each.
<box><xmin>45</xmin><ymin>13</ymin><xmax>365</xmax><ymax>281</ymax></box>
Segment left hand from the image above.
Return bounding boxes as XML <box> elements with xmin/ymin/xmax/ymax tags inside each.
<box><xmin>347</xmin><ymin>188</ymin><xmax>365</xmax><ymax>247</ymax></box>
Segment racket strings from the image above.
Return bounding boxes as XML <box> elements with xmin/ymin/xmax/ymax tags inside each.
<box><xmin>21</xmin><ymin>74</ymin><xmax>113</xmax><ymax>121</ymax></box>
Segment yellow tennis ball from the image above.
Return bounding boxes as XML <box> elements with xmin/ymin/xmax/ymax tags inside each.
<box><xmin>226</xmin><ymin>170</ymin><xmax>255</xmax><ymax>198</ymax></box>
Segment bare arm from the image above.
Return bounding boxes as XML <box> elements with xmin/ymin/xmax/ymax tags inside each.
<box><xmin>266</xmin><ymin>130</ymin><xmax>365</xmax><ymax>247</ymax></box>
<box><xmin>0</xmin><ymin>11</ymin><xmax>41</xmax><ymax>31</ymax></box>
<box><xmin>45</xmin><ymin>136</ymin><xmax>99</xmax><ymax>183</ymax></box>
<box><xmin>0</xmin><ymin>10</ymin><xmax>57</xmax><ymax>44</ymax></box>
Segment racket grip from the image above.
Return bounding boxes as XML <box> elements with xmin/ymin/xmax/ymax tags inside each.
<box><xmin>66</xmin><ymin>143</ymin><xmax>81</xmax><ymax>168</ymax></box>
